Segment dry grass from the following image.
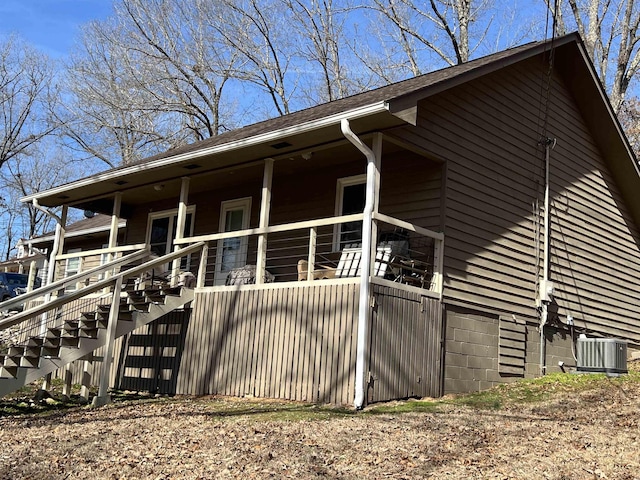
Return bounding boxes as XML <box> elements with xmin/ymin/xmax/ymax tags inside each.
<box><xmin>1</xmin><ymin>364</ymin><xmax>639</xmax><ymax>479</ymax></box>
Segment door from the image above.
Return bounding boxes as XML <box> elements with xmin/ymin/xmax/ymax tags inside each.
<box><xmin>214</xmin><ymin>197</ymin><xmax>252</xmax><ymax>285</ymax></box>
<box><xmin>147</xmin><ymin>208</ymin><xmax>195</xmax><ymax>272</ymax></box>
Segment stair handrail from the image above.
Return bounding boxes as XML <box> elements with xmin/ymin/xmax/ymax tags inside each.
<box><xmin>0</xmin><ymin>248</ymin><xmax>151</xmax><ymax>314</ymax></box>
<box><xmin>0</xmin><ymin>242</ymin><xmax>205</xmax><ymax>332</ymax></box>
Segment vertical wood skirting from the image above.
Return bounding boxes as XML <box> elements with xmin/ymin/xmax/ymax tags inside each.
<box><xmin>367</xmin><ymin>285</ymin><xmax>443</xmax><ymax>402</ymax></box>
<box><xmin>176</xmin><ymin>284</ymin><xmax>359</xmax><ymax>404</ymax></box>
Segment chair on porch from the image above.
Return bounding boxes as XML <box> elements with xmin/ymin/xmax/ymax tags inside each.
<box><xmin>335</xmin><ymin>244</ymin><xmax>393</xmax><ymax>278</ymax></box>
<box><xmin>297</xmin><ymin>260</ymin><xmax>337</xmax><ymax>281</ymax></box>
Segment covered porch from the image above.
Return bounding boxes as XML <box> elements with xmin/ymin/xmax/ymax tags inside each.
<box><xmin>16</xmin><ymin>122</ymin><xmax>446</xmax><ymax>405</ymax></box>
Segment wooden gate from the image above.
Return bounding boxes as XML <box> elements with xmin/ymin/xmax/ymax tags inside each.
<box><xmin>367</xmin><ymin>285</ymin><xmax>443</xmax><ymax>403</ymax></box>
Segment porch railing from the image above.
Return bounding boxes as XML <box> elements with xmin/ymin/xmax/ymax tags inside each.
<box><xmin>174</xmin><ymin>213</ymin><xmax>444</xmax><ymax>297</ymax></box>
<box><xmin>0</xmin><ymin>243</ymin><xmax>205</xmax><ymax>352</ymax></box>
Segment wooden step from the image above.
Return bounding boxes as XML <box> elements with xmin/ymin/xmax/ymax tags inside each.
<box><xmin>143</xmin><ymin>289</ymin><xmax>166</xmax><ymax>302</ymax></box>
<box><xmin>64</xmin><ymin>320</ymin><xmax>99</xmax><ymax>339</ymax></box>
<box><xmin>127</xmin><ymin>300</ymin><xmax>151</xmax><ymax>312</ymax></box>
<box><xmin>162</xmin><ymin>286</ymin><xmax>183</xmax><ymax>296</ymax></box>
<box><xmin>96</xmin><ymin>305</ymin><xmax>135</xmax><ymax>322</ymax></box>
<box><xmin>0</xmin><ymin>359</ymin><xmax>18</xmax><ymax>378</ymax></box>
<box><xmin>80</xmin><ymin>318</ymin><xmax>107</xmax><ymax>332</ymax></box>
<box><xmin>25</xmin><ymin>337</ymin><xmax>44</xmax><ymax>348</ymax></box>
<box><xmin>41</xmin><ymin>344</ymin><xmax>60</xmax><ymax>358</ymax></box>
<box><xmin>4</xmin><ymin>347</ymin><xmax>23</xmax><ymax>368</ymax></box>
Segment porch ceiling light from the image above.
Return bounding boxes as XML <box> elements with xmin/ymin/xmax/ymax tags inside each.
<box><xmin>153</xmin><ymin>184</ymin><xmax>165</xmax><ymax>191</ymax></box>
<box><xmin>183</xmin><ymin>163</ymin><xmax>202</xmax><ymax>170</ymax></box>
<box><xmin>115</xmin><ymin>180</ymin><xmax>128</xmax><ymax>186</ymax></box>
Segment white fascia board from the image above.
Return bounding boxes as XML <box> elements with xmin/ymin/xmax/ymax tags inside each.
<box><xmin>21</xmin><ymin>102</ymin><xmax>390</xmax><ymax>204</ymax></box>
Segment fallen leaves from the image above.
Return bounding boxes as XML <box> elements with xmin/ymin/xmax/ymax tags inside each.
<box><xmin>0</xmin><ymin>382</ymin><xmax>639</xmax><ymax>479</ymax></box>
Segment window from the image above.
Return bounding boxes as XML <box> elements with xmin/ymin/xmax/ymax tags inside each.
<box><xmin>334</xmin><ymin>175</ymin><xmax>366</xmax><ymax>250</ymax></box>
<box><xmin>214</xmin><ymin>197</ymin><xmax>252</xmax><ymax>285</ymax></box>
<box><xmin>65</xmin><ymin>248</ymin><xmax>82</xmax><ymax>291</ymax></box>
<box><xmin>98</xmin><ymin>244</ymin><xmax>109</xmax><ymax>281</ymax></box>
<box><xmin>146</xmin><ymin>207</ymin><xmax>195</xmax><ymax>270</ymax></box>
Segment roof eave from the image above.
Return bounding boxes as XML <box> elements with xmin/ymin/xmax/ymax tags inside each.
<box><xmin>21</xmin><ymin>101</ymin><xmax>392</xmax><ymax>206</ymax></box>
<box><xmin>385</xmin><ymin>33</ymin><xmax>583</xmax><ymax>121</ymax></box>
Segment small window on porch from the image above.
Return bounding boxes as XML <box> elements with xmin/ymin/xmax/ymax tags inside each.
<box><xmin>334</xmin><ymin>175</ymin><xmax>366</xmax><ymax>251</ymax></box>
<box><xmin>64</xmin><ymin>248</ymin><xmax>82</xmax><ymax>291</ymax></box>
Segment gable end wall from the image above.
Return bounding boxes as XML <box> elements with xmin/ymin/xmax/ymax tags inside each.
<box><xmin>393</xmin><ymin>56</ymin><xmax>640</xmax><ymax>344</ymax></box>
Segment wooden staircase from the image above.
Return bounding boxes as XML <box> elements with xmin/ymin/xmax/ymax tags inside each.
<box><xmin>0</xmin><ymin>284</ymin><xmax>194</xmax><ymax>398</ymax></box>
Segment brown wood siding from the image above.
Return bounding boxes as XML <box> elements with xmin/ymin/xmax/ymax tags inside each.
<box><xmin>368</xmin><ymin>286</ymin><xmax>443</xmax><ymax>402</ymax></box>
<box><xmin>176</xmin><ymin>284</ymin><xmax>359</xmax><ymax>404</ymax></box>
<box><xmin>391</xmin><ymin>56</ymin><xmax>640</xmax><ymax>342</ymax></box>
<box><xmin>378</xmin><ymin>153</ymin><xmax>442</xmax><ymax>232</ymax></box>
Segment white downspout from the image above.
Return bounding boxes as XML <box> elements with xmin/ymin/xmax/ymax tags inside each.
<box><xmin>341</xmin><ymin>118</ymin><xmax>376</xmax><ymax>410</ymax></box>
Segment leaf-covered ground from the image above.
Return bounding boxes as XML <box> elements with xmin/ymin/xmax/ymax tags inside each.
<box><xmin>1</xmin><ymin>367</ymin><xmax>639</xmax><ymax>480</ymax></box>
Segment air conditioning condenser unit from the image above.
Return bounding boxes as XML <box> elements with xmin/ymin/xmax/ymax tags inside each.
<box><xmin>576</xmin><ymin>337</ymin><xmax>627</xmax><ymax>374</ymax></box>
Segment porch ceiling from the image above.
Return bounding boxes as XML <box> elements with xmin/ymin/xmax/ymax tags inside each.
<box><xmin>29</xmin><ymin>110</ymin><xmax>406</xmax><ymax>214</ymax></box>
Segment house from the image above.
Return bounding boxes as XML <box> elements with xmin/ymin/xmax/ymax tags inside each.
<box><xmin>1</xmin><ymin>32</ymin><xmax>639</xmax><ymax>407</ymax></box>
<box><xmin>0</xmin><ymin>214</ymin><xmax>126</xmax><ymax>288</ymax></box>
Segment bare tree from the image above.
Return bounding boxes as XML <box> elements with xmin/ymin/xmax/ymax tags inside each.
<box><xmin>550</xmin><ymin>0</ymin><xmax>640</xmax><ymax>112</ymax></box>
<box><xmin>619</xmin><ymin>96</ymin><xmax>640</xmax><ymax>158</ymax></box>
<box><xmin>0</xmin><ymin>144</ymin><xmax>77</xmax><ymax>259</ymax></box>
<box><xmin>61</xmin><ymin>17</ymin><xmax>169</xmax><ymax>167</ymax></box>
<box><xmin>0</xmin><ymin>36</ymin><xmax>58</xmax><ymax>172</ymax></box>
<box><xmin>61</xmin><ymin>0</ymin><xmax>241</xmax><ymax>168</ymax></box>
<box><xmin>214</xmin><ymin>0</ymin><xmax>295</xmax><ymax>116</ymax></box>
<box><xmin>281</xmin><ymin>0</ymin><xmax>356</xmax><ymax>103</ymax></box>
<box><xmin>369</xmin><ymin>0</ymin><xmax>494</xmax><ymax>71</ymax></box>
<box><xmin>119</xmin><ymin>0</ymin><xmax>238</xmax><ymax>138</ymax></box>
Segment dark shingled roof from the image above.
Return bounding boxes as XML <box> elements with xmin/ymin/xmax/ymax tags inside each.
<box><xmin>113</xmin><ymin>35</ymin><xmax>563</xmax><ymax>172</ymax></box>
<box><xmin>29</xmin><ymin>214</ymin><xmax>124</xmax><ymax>242</ymax></box>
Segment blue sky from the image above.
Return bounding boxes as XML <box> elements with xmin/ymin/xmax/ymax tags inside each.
<box><xmin>0</xmin><ymin>0</ymin><xmax>113</xmax><ymax>57</ymax></box>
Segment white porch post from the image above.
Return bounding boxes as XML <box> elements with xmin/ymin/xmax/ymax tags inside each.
<box><xmin>93</xmin><ymin>274</ymin><xmax>123</xmax><ymax>407</ymax></box>
<box><xmin>93</xmin><ymin>193</ymin><xmax>125</xmax><ymax>406</ymax></box>
<box><xmin>26</xmin><ymin>260</ymin><xmax>37</xmax><ymax>292</ymax></box>
<box><xmin>369</xmin><ymin>134</ymin><xmax>383</xmax><ymax>272</ymax></box>
<box><xmin>171</xmin><ymin>177</ymin><xmax>190</xmax><ymax>286</ymax></box>
<box><xmin>41</xmin><ymin>205</ymin><xmax>67</xmax><ymax>390</ymax></box>
<box><xmin>255</xmin><ymin>158</ymin><xmax>274</xmax><ymax>284</ymax></box>
<box><xmin>306</xmin><ymin>227</ymin><xmax>317</xmax><ymax>281</ymax></box>
<box><xmin>103</xmin><ymin>193</ymin><xmax>122</xmax><ymax>286</ymax></box>
<box><xmin>80</xmin><ymin>355</ymin><xmax>93</xmax><ymax>401</ymax></box>
<box><xmin>46</xmin><ymin>205</ymin><xmax>67</xmax><ymax>287</ymax></box>
<box><xmin>196</xmin><ymin>242</ymin><xmax>209</xmax><ymax>288</ymax></box>
<box><xmin>108</xmin><ymin>193</ymin><xmax>122</xmax><ymax>254</ymax></box>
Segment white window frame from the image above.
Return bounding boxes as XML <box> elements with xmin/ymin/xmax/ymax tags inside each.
<box><xmin>146</xmin><ymin>206</ymin><xmax>196</xmax><ymax>275</ymax></box>
<box><xmin>64</xmin><ymin>248</ymin><xmax>82</xmax><ymax>291</ymax></box>
<box><xmin>145</xmin><ymin>206</ymin><xmax>196</xmax><ymax>255</ymax></box>
<box><xmin>97</xmin><ymin>243</ymin><xmax>109</xmax><ymax>281</ymax></box>
<box><xmin>214</xmin><ymin>197</ymin><xmax>252</xmax><ymax>285</ymax></box>
<box><xmin>333</xmin><ymin>174</ymin><xmax>366</xmax><ymax>251</ymax></box>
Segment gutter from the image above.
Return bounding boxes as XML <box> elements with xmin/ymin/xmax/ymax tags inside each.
<box><xmin>21</xmin><ymin>102</ymin><xmax>390</xmax><ymax>205</ymax></box>
<box><xmin>341</xmin><ymin>118</ymin><xmax>376</xmax><ymax>410</ymax></box>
